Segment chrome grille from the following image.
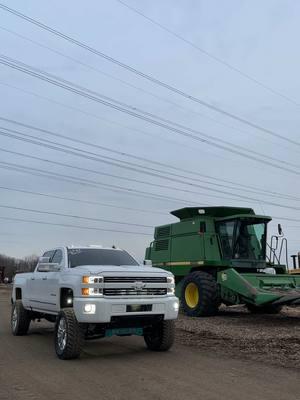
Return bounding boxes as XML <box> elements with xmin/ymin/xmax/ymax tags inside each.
<box><xmin>104</xmin><ymin>276</ymin><xmax>167</xmax><ymax>283</ymax></box>
<box><xmin>103</xmin><ymin>288</ymin><xmax>167</xmax><ymax>296</ymax></box>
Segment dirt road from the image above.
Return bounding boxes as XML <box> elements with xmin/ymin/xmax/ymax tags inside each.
<box><xmin>0</xmin><ymin>285</ymin><xmax>299</xmax><ymax>400</ymax></box>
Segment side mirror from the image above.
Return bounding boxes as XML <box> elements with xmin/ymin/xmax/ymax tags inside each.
<box><xmin>49</xmin><ymin>263</ymin><xmax>61</xmax><ymax>272</ymax></box>
<box><xmin>37</xmin><ymin>263</ymin><xmax>60</xmax><ymax>272</ymax></box>
<box><xmin>143</xmin><ymin>260</ymin><xmax>152</xmax><ymax>266</ymax></box>
<box><xmin>39</xmin><ymin>256</ymin><xmax>51</xmax><ymax>263</ymax></box>
<box><xmin>278</xmin><ymin>224</ymin><xmax>283</xmax><ymax>236</ymax></box>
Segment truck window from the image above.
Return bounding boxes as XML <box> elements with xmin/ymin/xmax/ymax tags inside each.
<box><xmin>67</xmin><ymin>249</ymin><xmax>139</xmax><ymax>268</ymax></box>
<box><xmin>52</xmin><ymin>250</ymin><xmax>63</xmax><ymax>264</ymax></box>
<box><xmin>42</xmin><ymin>250</ymin><xmax>55</xmax><ymax>261</ymax></box>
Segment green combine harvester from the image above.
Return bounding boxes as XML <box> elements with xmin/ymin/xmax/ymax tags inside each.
<box><xmin>145</xmin><ymin>207</ymin><xmax>300</xmax><ymax>316</ymax></box>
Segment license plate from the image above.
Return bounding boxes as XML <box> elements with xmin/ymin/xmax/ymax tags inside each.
<box><xmin>126</xmin><ymin>304</ymin><xmax>152</xmax><ymax>312</ymax></box>
<box><xmin>105</xmin><ymin>328</ymin><xmax>143</xmax><ymax>337</ymax></box>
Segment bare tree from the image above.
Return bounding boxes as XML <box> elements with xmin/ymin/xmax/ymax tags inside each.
<box><xmin>0</xmin><ymin>253</ymin><xmax>39</xmax><ymax>281</ymax></box>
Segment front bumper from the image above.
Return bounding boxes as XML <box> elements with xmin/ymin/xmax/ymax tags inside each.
<box><xmin>73</xmin><ymin>296</ymin><xmax>179</xmax><ymax>323</ymax></box>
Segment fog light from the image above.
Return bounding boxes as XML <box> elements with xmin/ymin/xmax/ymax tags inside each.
<box><xmin>173</xmin><ymin>301</ymin><xmax>179</xmax><ymax>312</ymax></box>
<box><xmin>83</xmin><ymin>304</ymin><xmax>96</xmax><ymax>314</ymax></box>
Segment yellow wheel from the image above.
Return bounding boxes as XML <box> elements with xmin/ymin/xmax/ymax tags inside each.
<box><xmin>185</xmin><ymin>282</ymin><xmax>199</xmax><ymax>309</ymax></box>
<box><xmin>181</xmin><ymin>272</ymin><xmax>219</xmax><ymax>317</ymax></box>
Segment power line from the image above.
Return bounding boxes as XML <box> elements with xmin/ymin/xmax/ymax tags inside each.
<box><xmin>0</xmin><ymin>160</ymin><xmax>201</xmax><ymax>206</ymax></box>
<box><xmin>1</xmin><ymin>124</ymin><xmax>241</xmax><ymax>192</ymax></box>
<box><xmin>0</xmin><ymin>127</ymin><xmax>249</xmax><ymax>203</ymax></box>
<box><xmin>0</xmin><ymin>203</ymin><xmax>153</xmax><ymax>228</ymax></box>
<box><xmin>0</xmin><ymin>24</ymin><xmax>290</xmax><ymax>152</ymax></box>
<box><xmin>0</xmin><ymin>3</ymin><xmax>299</xmax><ymax>147</ymax></box>
<box><xmin>2</xmin><ymin>127</ymin><xmax>300</xmax><ymax>208</ymax></box>
<box><xmin>3</xmin><ymin>53</ymin><xmax>300</xmax><ymax>171</ymax></box>
<box><xmin>0</xmin><ymin>215</ymin><xmax>152</xmax><ymax>236</ymax></box>
<box><xmin>0</xmin><ymin>145</ymin><xmax>244</xmax><ymax>203</ymax></box>
<box><xmin>3</xmin><ymin>116</ymin><xmax>300</xmax><ymax>202</ymax></box>
<box><xmin>1</xmin><ymin>149</ymin><xmax>300</xmax><ymax>213</ymax></box>
<box><xmin>0</xmin><ymin>158</ymin><xmax>298</xmax><ymax>227</ymax></box>
<box><xmin>0</xmin><ymin>185</ymin><xmax>167</xmax><ymax>216</ymax></box>
<box><xmin>116</xmin><ymin>0</ymin><xmax>300</xmax><ymax>107</ymax></box>
<box><xmin>272</xmin><ymin>216</ymin><xmax>300</xmax><ymax>223</ymax></box>
<box><xmin>1</xmin><ymin>55</ymin><xmax>300</xmax><ymax>178</ymax></box>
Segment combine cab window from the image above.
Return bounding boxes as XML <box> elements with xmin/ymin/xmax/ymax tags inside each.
<box><xmin>216</xmin><ymin>219</ymin><xmax>266</xmax><ymax>261</ymax></box>
<box><xmin>234</xmin><ymin>222</ymin><xmax>266</xmax><ymax>260</ymax></box>
<box><xmin>217</xmin><ymin>221</ymin><xmax>235</xmax><ymax>259</ymax></box>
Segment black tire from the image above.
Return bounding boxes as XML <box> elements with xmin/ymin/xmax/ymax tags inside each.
<box><xmin>11</xmin><ymin>300</ymin><xmax>31</xmax><ymax>336</ymax></box>
<box><xmin>246</xmin><ymin>303</ymin><xmax>282</xmax><ymax>314</ymax></box>
<box><xmin>54</xmin><ymin>309</ymin><xmax>84</xmax><ymax>360</ymax></box>
<box><xmin>181</xmin><ymin>271</ymin><xmax>219</xmax><ymax>317</ymax></box>
<box><xmin>144</xmin><ymin>320</ymin><xmax>175</xmax><ymax>351</ymax></box>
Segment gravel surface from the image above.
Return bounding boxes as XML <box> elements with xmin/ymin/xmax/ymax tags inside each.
<box><xmin>176</xmin><ymin>306</ymin><xmax>300</xmax><ymax>369</ymax></box>
<box><xmin>2</xmin><ymin>286</ymin><xmax>300</xmax><ymax>400</ymax></box>
<box><xmin>2</xmin><ymin>284</ymin><xmax>299</xmax><ymax>372</ymax></box>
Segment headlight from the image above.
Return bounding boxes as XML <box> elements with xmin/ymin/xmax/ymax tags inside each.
<box><xmin>167</xmin><ymin>275</ymin><xmax>175</xmax><ymax>295</ymax></box>
<box><xmin>167</xmin><ymin>287</ymin><xmax>175</xmax><ymax>295</ymax></box>
<box><xmin>82</xmin><ymin>287</ymin><xmax>103</xmax><ymax>296</ymax></box>
<box><xmin>82</xmin><ymin>275</ymin><xmax>104</xmax><ymax>296</ymax></box>
<box><xmin>82</xmin><ymin>276</ymin><xmax>103</xmax><ymax>284</ymax></box>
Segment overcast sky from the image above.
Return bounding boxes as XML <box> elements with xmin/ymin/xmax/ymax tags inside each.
<box><xmin>0</xmin><ymin>0</ymin><xmax>300</xmax><ymax>263</ymax></box>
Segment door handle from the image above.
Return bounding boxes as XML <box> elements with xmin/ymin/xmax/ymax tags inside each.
<box><xmin>31</xmin><ymin>278</ymin><xmax>35</xmax><ymax>280</ymax></box>
<box><xmin>42</xmin><ymin>277</ymin><xmax>47</xmax><ymax>280</ymax></box>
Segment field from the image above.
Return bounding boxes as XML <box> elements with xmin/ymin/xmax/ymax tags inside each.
<box><xmin>1</xmin><ymin>285</ymin><xmax>299</xmax><ymax>400</ymax></box>
<box><xmin>176</xmin><ymin>306</ymin><xmax>300</xmax><ymax>369</ymax></box>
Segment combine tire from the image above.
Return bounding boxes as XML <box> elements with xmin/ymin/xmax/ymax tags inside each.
<box><xmin>144</xmin><ymin>320</ymin><xmax>175</xmax><ymax>351</ymax></box>
<box><xmin>246</xmin><ymin>304</ymin><xmax>282</xmax><ymax>314</ymax></box>
<box><xmin>54</xmin><ymin>309</ymin><xmax>84</xmax><ymax>360</ymax></box>
<box><xmin>11</xmin><ymin>300</ymin><xmax>31</xmax><ymax>336</ymax></box>
<box><xmin>181</xmin><ymin>271</ymin><xmax>219</xmax><ymax>317</ymax></box>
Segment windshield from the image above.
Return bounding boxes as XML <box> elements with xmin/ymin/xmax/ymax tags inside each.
<box><xmin>216</xmin><ymin>219</ymin><xmax>266</xmax><ymax>260</ymax></box>
<box><xmin>67</xmin><ymin>249</ymin><xmax>139</xmax><ymax>268</ymax></box>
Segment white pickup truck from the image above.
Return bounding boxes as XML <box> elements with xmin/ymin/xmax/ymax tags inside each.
<box><xmin>11</xmin><ymin>245</ymin><xmax>178</xmax><ymax>359</ymax></box>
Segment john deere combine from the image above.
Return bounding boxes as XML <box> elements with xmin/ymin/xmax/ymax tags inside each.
<box><xmin>145</xmin><ymin>207</ymin><xmax>300</xmax><ymax>316</ymax></box>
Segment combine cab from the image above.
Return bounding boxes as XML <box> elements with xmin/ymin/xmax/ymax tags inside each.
<box><xmin>145</xmin><ymin>207</ymin><xmax>300</xmax><ymax>316</ymax></box>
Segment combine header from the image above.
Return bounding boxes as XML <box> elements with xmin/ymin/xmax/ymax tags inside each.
<box><xmin>145</xmin><ymin>207</ymin><xmax>300</xmax><ymax>316</ymax></box>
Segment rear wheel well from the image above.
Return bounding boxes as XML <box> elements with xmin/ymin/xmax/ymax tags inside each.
<box><xmin>60</xmin><ymin>288</ymin><xmax>73</xmax><ymax>308</ymax></box>
<box><xmin>190</xmin><ymin>266</ymin><xmax>218</xmax><ymax>278</ymax></box>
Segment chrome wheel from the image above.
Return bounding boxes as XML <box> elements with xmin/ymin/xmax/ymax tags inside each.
<box><xmin>12</xmin><ymin>306</ymin><xmax>18</xmax><ymax>331</ymax></box>
<box><xmin>57</xmin><ymin>317</ymin><xmax>67</xmax><ymax>351</ymax></box>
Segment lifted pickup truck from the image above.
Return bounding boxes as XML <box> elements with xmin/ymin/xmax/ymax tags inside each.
<box><xmin>11</xmin><ymin>245</ymin><xmax>178</xmax><ymax>359</ymax></box>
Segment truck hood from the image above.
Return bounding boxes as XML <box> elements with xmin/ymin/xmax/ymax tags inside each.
<box><xmin>71</xmin><ymin>264</ymin><xmax>172</xmax><ymax>276</ymax></box>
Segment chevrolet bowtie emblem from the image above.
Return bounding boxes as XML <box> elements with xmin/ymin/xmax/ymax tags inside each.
<box><xmin>132</xmin><ymin>281</ymin><xmax>146</xmax><ymax>291</ymax></box>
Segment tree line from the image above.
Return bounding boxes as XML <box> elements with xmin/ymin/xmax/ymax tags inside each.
<box><xmin>0</xmin><ymin>253</ymin><xmax>38</xmax><ymax>281</ymax></box>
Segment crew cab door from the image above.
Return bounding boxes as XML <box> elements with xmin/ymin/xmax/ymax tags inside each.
<box><xmin>43</xmin><ymin>249</ymin><xmax>64</xmax><ymax>312</ymax></box>
<box><xmin>27</xmin><ymin>250</ymin><xmax>55</xmax><ymax>311</ymax></box>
